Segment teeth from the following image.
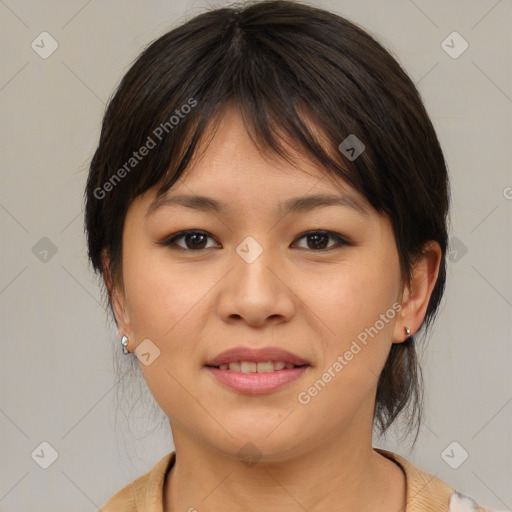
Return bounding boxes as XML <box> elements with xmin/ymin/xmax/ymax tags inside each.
<box><xmin>217</xmin><ymin>361</ymin><xmax>298</xmax><ymax>372</ymax></box>
<box><xmin>240</xmin><ymin>361</ymin><xmax>257</xmax><ymax>373</ymax></box>
<box><xmin>255</xmin><ymin>361</ymin><xmax>274</xmax><ymax>373</ymax></box>
<box><xmin>229</xmin><ymin>361</ymin><xmax>241</xmax><ymax>372</ymax></box>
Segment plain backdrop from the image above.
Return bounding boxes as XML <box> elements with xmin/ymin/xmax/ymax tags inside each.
<box><xmin>0</xmin><ymin>0</ymin><xmax>511</xmax><ymax>510</ymax></box>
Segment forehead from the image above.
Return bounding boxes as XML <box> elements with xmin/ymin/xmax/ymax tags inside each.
<box><xmin>140</xmin><ymin>107</ymin><xmax>373</xmax><ymax>221</ymax></box>
<box><xmin>165</xmin><ymin>104</ymin><xmax>357</xmax><ymax>197</ymax></box>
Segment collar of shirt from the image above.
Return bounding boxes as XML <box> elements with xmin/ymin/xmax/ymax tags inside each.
<box><xmin>100</xmin><ymin>448</ymin><xmax>494</xmax><ymax>512</ymax></box>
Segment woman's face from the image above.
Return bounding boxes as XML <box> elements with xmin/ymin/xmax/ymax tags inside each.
<box><xmin>112</xmin><ymin>105</ymin><xmax>410</xmax><ymax>460</ymax></box>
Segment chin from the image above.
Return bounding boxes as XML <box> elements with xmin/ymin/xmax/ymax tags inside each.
<box><xmin>202</xmin><ymin>425</ymin><xmax>305</xmax><ymax>464</ymax></box>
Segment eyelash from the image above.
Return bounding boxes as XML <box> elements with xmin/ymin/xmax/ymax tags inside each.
<box><xmin>158</xmin><ymin>229</ymin><xmax>349</xmax><ymax>252</ymax></box>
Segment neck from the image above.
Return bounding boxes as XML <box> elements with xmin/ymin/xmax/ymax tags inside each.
<box><xmin>163</xmin><ymin>417</ymin><xmax>406</xmax><ymax>511</ymax></box>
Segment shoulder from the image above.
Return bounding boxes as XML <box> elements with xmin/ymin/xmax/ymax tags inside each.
<box><xmin>374</xmin><ymin>448</ymin><xmax>505</xmax><ymax>512</ymax></box>
<box><xmin>99</xmin><ymin>452</ymin><xmax>175</xmax><ymax>512</ymax></box>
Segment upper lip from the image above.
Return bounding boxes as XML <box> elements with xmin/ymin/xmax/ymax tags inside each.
<box><xmin>205</xmin><ymin>346</ymin><xmax>310</xmax><ymax>366</ymax></box>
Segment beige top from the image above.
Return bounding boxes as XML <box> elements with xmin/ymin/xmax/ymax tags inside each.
<box><xmin>100</xmin><ymin>448</ymin><xmax>497</xmax><ymax>511</ymax></box>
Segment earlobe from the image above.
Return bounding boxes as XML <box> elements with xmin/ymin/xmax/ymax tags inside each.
<box><xmin>101</xmin><ymin>250</ymin><xmax>131</xmax><ymax>337</ymax></box>
<box><xmin>393</xmin><ymin>241</ymin><xmax>442</xmax><ymax>343</ymax></box>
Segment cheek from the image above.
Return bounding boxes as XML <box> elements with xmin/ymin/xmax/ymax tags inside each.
<box><xmin>122</xmin><ymin>243</ymin><xmax>200</xmax><ymax>339</ymax></box>
<box><xmin>298</xmin><ymin>254</ymin><xmax>401</xmax><ymax>416</ymax></box>
<box><xmin>293</xmin><ymin>260</ymin><xmax>401</xmax><ymax>427</ymax></box>
<box><xmin>120</xmin><ymin>244</ymin><xmax>204</xmax><ymax>412</ymax></box>
<box><xmin>300</xmin><ymin>255</ymin><xmax>401</xmax><ymax>345</ymax></box>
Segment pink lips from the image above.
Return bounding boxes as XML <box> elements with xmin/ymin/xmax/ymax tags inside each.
<box><xmin>204</xmin><ymin>346</ymin><xmax>310</xmax><ymax>366</ymax></box>
<box><xmin>204</xmin><ymin>345</ymin><xmax>310</xmax><ymax>395</ymax></box>
<box><xmin>206</xmin><ymin>366</ymin><xmax>308</xmax><ymax>394</ymax></box>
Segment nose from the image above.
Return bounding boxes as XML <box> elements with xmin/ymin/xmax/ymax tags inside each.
<box><xmin>216</xmin><ymin>238</ymin><xmax>296</xmax><ymax>328</ymax></box>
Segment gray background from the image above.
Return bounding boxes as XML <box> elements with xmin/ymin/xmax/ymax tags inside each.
<box><xmin>0</xmin><ymin>0</ymin><xmax>511</xmax><ymax>510</ymax></box>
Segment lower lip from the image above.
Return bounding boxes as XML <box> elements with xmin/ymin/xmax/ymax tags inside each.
<box><xmin>205</xmin><ymin>366</ymin><xmax>309</xmax><ymax>395</ymax></box>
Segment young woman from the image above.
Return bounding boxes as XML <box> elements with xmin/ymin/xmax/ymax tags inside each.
<box><xmin>85</xmin><ymin>1</ymin><xmax>499</xmax><ymax>510</ymax></box>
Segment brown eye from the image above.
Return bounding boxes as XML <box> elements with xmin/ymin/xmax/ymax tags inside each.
<box><xmin>159</xmin><ymin>229</ymin><xmax>348</xmax><ymax>252</ymax></box>
<box><xmin>293</xmin><ymin>231</ymin><xmax>348</xmax><ymax>251</ymax></box>
<box><xmin>160</xmin><ymin>230</ymin><xmax>219</xmax><ymax>251</ymax></box>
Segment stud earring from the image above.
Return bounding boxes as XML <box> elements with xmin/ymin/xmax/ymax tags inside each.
<box><xmin>404</xmin><ymin>327</ymin><xmax>411</xmax><ymax>337</ymax></box>
<box><xmin>121</xmin><ymin>335</ymin><xmax>130</xmax><ymax>354</ymax></box>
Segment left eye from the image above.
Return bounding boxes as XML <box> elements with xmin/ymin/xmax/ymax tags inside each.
<box><xmin>293</xmin><ymin>231</ymin><xmax>347</xmax><ymax>251</ymax></box>
<box><xmin>159</xmin><ymin>230</ymin><xmax>347</xmax><ymax>251</ymax></box>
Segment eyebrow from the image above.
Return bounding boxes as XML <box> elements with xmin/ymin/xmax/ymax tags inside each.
<box><xmin>145</xmin><ymin>191</ymin><xmax>370</xmax><ymax>218</ymax></box>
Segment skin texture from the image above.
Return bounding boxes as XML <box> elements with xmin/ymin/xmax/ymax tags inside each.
<box><xmin>104</xmin><ymin>105</ymin><xmax>441</xmax><ymax>511</ymax></box>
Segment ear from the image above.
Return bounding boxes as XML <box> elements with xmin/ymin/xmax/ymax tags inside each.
<box><xmin>392</xmin><ymin>241</ymin><xmax>442</xmax><ymax>344</ymax></box>
<box><xmin>101</xmin><ymin>250</ymin><xmax>132</xmax><ymax>340</ymax></box>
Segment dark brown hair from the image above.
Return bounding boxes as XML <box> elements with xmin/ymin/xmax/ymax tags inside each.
<box><xmin>85</xmin><ymin>0</ymin><xmax>449</xmax><ymax>445</ymax></box>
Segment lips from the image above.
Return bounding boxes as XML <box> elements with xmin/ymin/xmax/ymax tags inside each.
<box><xmin>206</xmin><ymin>365</ymin><xmax>309</xmax><ymax>394</ymax></box>
<box><xmin>204</xmin><ymin>346</ymin><xmax>310</xmax><ymax>367</ymax></box>
<box><xmin>204</xmin><ymin>346</ymin><xmax>311</xmax><ymax>395</ymax></box>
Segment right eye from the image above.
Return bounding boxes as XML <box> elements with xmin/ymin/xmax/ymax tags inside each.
<box><xmin>158</xmin><ymin>230</ymin><xmax>220</xmax><ymax>251</ymax></box>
